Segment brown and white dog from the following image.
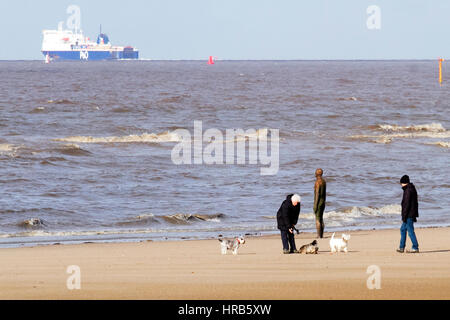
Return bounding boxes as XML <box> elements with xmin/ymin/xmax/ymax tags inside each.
<box><xmin>218</xmin><ymin>237</ymin><xmax>245</xmax><ymax>255</ymax></box>
<box><xmin>298</xmin><ymin>240</ymin><xmax>319</xmax><ymax>254</ymax></box>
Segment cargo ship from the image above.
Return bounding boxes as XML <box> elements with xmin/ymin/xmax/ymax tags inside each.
<box><xmin>41</xmin><ymin>26</ymin><xmax>139</xmax><ymax>61</ymax></box>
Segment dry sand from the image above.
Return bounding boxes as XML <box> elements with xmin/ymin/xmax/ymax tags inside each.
<box><xmin>0</xmin><ymin>227</ymin><xmax>449</xmax><ymax>300</ymax></box>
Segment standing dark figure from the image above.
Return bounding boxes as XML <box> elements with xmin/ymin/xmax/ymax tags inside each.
<box><xmin>277</xmin><ymin>194</ymin><xmax>301</xmax><ymax>254</ymax></box>
<box><xmin>313</xmin><ymin>168</ymin><xmax>326</xmax><ymax>238</ymax></box>
<box><xmin>397</xmin><ymin>175</ymin><xmax>419</xmax><ymax>253</ymax></box>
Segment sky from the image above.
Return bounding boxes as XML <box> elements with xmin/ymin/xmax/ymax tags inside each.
<box><xmin>1</xmin><ymin>0</ymin><xmax>449</xmax><ymax>60</ymax></box>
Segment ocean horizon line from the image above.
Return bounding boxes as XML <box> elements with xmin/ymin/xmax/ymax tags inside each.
<box><xmin>0</xmin><ymin>58</ymin><xmax>443</xmax><ymax>62</ymax></box>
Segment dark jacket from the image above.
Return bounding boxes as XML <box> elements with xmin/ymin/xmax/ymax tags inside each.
<box><xmin>401</xmin><ymin>183</ymin><xmax>419</xmax><ymax>223</ymax></box>
<box><xmin>277</xmin><ymin>194</ymin><xmax>301</xmax><ymax>230</ymax></box>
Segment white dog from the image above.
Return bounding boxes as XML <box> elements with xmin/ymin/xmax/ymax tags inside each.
<box><xmin>329</xmin><ymin>232</ymin><xmax>351</xmax><ymax>253</ymax></box>
<box><xmin>218</xmin><ymin>237</ymin><xmax>245</xmax><ymax>255</ymax></box>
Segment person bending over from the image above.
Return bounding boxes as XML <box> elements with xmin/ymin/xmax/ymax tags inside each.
<box><xmin>277</xmin><ymin>194</ymin><xmax>301</xmax><ymax>254</ymax></box>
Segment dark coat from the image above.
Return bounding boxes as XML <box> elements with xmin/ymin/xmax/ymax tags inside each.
<box><xmin>277</xmin><ymin>194</ymin><xmax>301</xmax><ymax>230</ymax></box>
<box><xmin>401</xmin><ymin>183</ymin><xmax>419</xmax><ymax>222</ymax></box>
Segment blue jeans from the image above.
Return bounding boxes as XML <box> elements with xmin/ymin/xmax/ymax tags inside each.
<box><xmin>280</xmin><ymin>229</ymin><xmax>296</xmax><ymax>252</ymax></box>
<box><xmin>400</xmin><ymin>218</ymin><xmax>419</xmax><ymax>250</ymax></box>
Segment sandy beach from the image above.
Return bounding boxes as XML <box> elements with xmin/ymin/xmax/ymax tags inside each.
<box><xmin>0</xmin><ymin>227</ymin><xmax>449</xmax><ymax>300</ymax></box>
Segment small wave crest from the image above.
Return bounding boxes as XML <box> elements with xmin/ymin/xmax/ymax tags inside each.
<box><xmin>263</xmin><ymin>204</ymin><xmax>400</xmax><ymax>222</ymax></box>
<box><xmin>0</xmin><ymin>143</ymin><xmax>18</xmax><ymax>157</ymax></box>
<box><xmin>53</xmin><ymin>131</ymin><xmax>181</xmax><ymax>144</ymax></box>
<box><xmin>30</xmin><ymin>106</ymin><xmax>47</xmax><ymax>114</ymax></box>
<box><xmin>352</xmin><ymin>123</ymin><xmax>450</xmax><ymax>144</ymax></box>
<box><xmin>428</xmin><ymin>141</ymin><xmax>450</xmax><ymax>148</ymax></box>
<box><xmin>0</xmin><ymin>144</ymin><xmax>15</xmax><ymax>153</ymax></box>
<box><xmin>54</xmin><ymin>144</ymin><xmax>92</xmax><ymax>156</ymax></box>
<box><xmin>115</xmin><ymin>214</ymin><xmax>159</xmax><ymax>227</ymax></box>
<box><xmin>114</xmin><ymin>213</ymin><xmax>224</xmax><ymax>227</ymax></box>
<box><xmin>303</xmin><ymin>204</ymin><xmax>401</xmax><ymax>221</ymax></box>
<box><xmin>337</xmin><ymin>96</ymin><xmax>358</xmax><ymax>101</ymax></box>
<box><xmin>378</xmin><ymin>123</ymin><xmax>446</xmax><ymax>133</ymax></box>
<box><xmin>46</xmin><ymin>99</ymin><xmax>76</xmax><ymax>105</ymax></box>
<box><xmin>206</xmin><ymin>129</ymin><xmax>279</xmax><ymax>144</ymax></box>
<box><xmin>162</xmin><ymin>213</ymin><xmax>224</xmax><ymax>224</ymax></box>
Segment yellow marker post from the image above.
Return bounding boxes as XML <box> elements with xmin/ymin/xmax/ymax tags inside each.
<box><xmin>439</xmin><ymin>58</ymin><xmax>444</xmax><ymax>85</ymax></box>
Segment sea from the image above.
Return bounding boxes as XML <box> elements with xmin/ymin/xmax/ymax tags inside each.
<box><xmin>0</xmin><ymin>60</ymin><xmax>448</xmax><ymax>247</ymax></box>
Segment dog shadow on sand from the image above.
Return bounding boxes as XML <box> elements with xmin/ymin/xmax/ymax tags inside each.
<box><xmin>317</xmin><ymin>250</ymin><xmax>360</xmax><ymax>253</ymax></box>
<box><xmin>234</xmin><ymin>252</ymin><xmax>257</xmax><ymax>255</ymax></box>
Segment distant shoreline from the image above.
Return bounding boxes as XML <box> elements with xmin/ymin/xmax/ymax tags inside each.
<box><xmin>1</xmin><ymin>224</ymin><xmax>449</xmax><ymax>249</ymax></box>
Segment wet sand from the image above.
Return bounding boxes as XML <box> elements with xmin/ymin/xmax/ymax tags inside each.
<box><xmin>0</xmin><ymin>227</ymin><xmax>449</xmax><ymax>299</ymax></box>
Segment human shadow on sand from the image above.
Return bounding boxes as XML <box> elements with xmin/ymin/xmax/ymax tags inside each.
<box><xmin>417</xmin><ymin>249</ymin><xmax>450</xmax><ymax>254</ymax></box>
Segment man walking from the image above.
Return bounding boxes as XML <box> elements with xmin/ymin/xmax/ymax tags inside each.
<box><xmin>277</xmin><ymin>194</ymin><xmax>301</xmax><ymax>254</ymax></box>
<box><xmin>397</xmin><ymin>175</ymin><xmax>419</xmax><ymax>253</ymax></box>
<box><xmin>313</xmin><ymin>168</ymin><xmax>326</xmax><ymax>238</ymax></box>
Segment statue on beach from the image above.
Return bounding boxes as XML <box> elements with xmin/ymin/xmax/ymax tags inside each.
<box><xmin>314</xmin><ymin>168</ymin><xmax>326</xmax><ymax>238</ymax></box>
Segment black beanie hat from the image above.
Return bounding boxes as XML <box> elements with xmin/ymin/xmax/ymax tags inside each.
<box><xmin>400</xmin><ymin>175</ymin><xmax>410</xmax><ymax>184</ymax></box>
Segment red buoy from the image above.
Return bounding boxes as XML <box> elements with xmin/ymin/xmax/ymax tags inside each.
<box><xmin>207</xmin><ymin>56</ymin><xmax>214</xmax><ymax>65</ymax></box>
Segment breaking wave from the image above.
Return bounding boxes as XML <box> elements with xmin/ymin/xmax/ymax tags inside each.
<box><xmin>321</xmin><ymin>204</ymin><xmax>401</xmax><ymax>220</ymax></box>
<box><xmin>0</xmin><ymin>144</ymin><xmax>15</xmax><ymax>153</ymax></box>
<box><xmin>377</xmin><ymin>123</ymin><xmax>445</xmax><ymax>133</ymax></box>
<box><xmin>111</xmin><ymin>213</ymin><xmax>225</xmax><ymax>228</ymax></box>
<box><xmin>54</xmin><ymin>129</ymin><xmax>276</xmax><ymax>145</ymax></box>
<box><xmin>429</xmin><ymin>141</ymin><xmax>450</xmax><ymax>148</ymax></box>
<box><xmin>0</xmin><ymin>213</ymin><xmax>226</xmax><ymax>240</ymax></box>
<box><xmin>161</xmin><ymin>213</ymin><xmax>224</xmax><ymax>224</ymax></box>
<box><xmin>337</xmin><ymin>96</ymin><xmax>358</xmax><ymax>101</ymax></box>
<box><xmin>205</xmin><ymin>128</ymin><xmax>279</xmax><ymax>144</ymax></box>
<box><xmin>0</xmin><ymin>143</ymin><xmax>18</xmax><ymax>157</ymax></box>
<box><xmin>352</xmin><ymin>123</ymin><xmax>450</xmax><ymax>144</ymax></box>
<box><xmin>115</xmin><ymin>214</ymin><xmax>159</xmax><ymax>227</ymax></box>
<box><xmin>30</xmin><ymin>106</ymin><xmax>47</xmax><ymax>114</ymax></box>
<box><xmin>53</xmin><ymin>131</ymin><xmax>181</xmax><ymax>144</ymax></box>
<box><xmin>54</xmin><ymin>144</ymin><xmax>92</xmax><ymax>156</ymax></box>
<box><xmin>263</xmin><ymin>204</ymin><xmax>401</xmax><ymax>221</ymax></box>
<box><xmin>46</xmin><ymin>99</ymin><xmax>76</xmax><ymax>105</ymax></box>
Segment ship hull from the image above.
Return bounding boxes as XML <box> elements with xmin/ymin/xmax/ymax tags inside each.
<box><xmin>42</xmin><ymin>50</ymin><xmax>138</xmax><ymax>61</ymax></box>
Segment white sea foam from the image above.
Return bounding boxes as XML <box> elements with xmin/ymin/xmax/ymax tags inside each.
<box><xmin>206</xmin><ymin>128</ymin><xmax>280</xmax><ymax>144</ymax></box>
<box><xmin>162</xmin><ymin>213</ymin><xmax>223</xmax><ymax>224</ymax></box>
<box><xmin>0</xmin><ymin>229</ymin><xmax>153</xmax><ymax>239</ymax></box>
<box><xmin>0</xmin><ymin>144</ymin><xmax>18</xmax><ymax>156</ymax></box>
<box><xmin>353</xmin><ymin>131</ymin><xmax>450</xmax><ymax>144</ymax></box>
<box><xmin>300</xmin><ymin>204</ymin><xmax>401</xmax><ymax>221</ymax></box>
<box><xmin>264</xmin><ymin>204</ymin><xmax>401</xmax><ymax>222</ymax></box>
<box><xmin>352</xmin><ymin>123</ymin><xmax>450</xmax><ymax>144</ymax></box>
<box><xmin>338</xmin><ymin>96</ymin><xmax>358</xmax><ymax>101</ymax></box>
<box><xmin>55</xmin><ymin>128</ymin><xmax>278</xmax><ymax>146</ymax></box>
<box><xmin>0</xmin><ymin>144</ymin><xmax>14</xmax><ymax>152</ymax></box>
<box><xmin>54</xmin><ymin>131</ymin><xmax>182</xmax><ymax>144</ymax></box>
<box><xmin>135</xmin><ymin>213</ymin><xmax>155</xmax><ymax>219</ymax></box>
<box><xmin>429</xmin><ymin>141</ymin><xmax>450</xmax><ymax>148</ymax></box>
<box><xmin>378</xmin><ymin>123</ymin><xmax>445</xmax><ymax>133</ymax></box>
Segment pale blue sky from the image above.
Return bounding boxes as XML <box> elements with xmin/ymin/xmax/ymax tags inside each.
<box><xmin>1</xmin><ymin>0</ymin><xmax>449</xmax><ymax>60</ymax></box>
